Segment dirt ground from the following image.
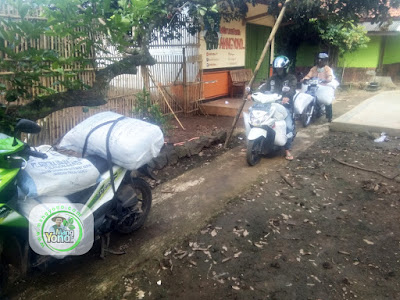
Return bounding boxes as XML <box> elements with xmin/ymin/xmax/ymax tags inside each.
<box><xmin>7</xmin><ymin>89</ymin><xmax>400</xmax><ymax>299</ymax></box>
<box><xmin>113</xmin><ymin>89</ymin><xmax>400</xmax><ymax>300</ymax></box>
<box><xmin>119</xmin><ymin>130</ymin><xmax>400</xmax><ymax>300</ymax></box>
<box><xmin>164</xmin><ymin>115</ymin><xmax>238</xmax><ymax>144</ymax></box>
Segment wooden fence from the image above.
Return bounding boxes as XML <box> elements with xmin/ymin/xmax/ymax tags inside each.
<box><xmin>0</xmin><ymin>3</ymin><xmax>203</xmax><ymax>146</ymax></box>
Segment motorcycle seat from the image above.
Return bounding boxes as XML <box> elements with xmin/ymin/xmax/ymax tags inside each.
<box><xmin>86</xmin><ymin>155</ymin><xmax>109</xmax><ymax>175</ymax></box>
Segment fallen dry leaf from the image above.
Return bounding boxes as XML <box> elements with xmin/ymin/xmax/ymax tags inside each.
<box><xmin>234</xmin><ymin>251</ymin><xmax>242</xmax><ymax>258</ymax></box>
<box><xmin>137</xmin><ymin>290</ymin><xmax>145</xmax><ymax>299</ymax></box>
<box><xmin>310</xmin><ymin>275</ymin><xmax>321</xmax><ymax>283</ymax></box>
<box><xmin>363</xmin><ymin>239</ymin><xmax>374</xmax><ymax>245</ymax></box>
<box><xmin>189</xmin><ymin>260</ymin><xmax>197</xmax><ymax>266</ymax></box>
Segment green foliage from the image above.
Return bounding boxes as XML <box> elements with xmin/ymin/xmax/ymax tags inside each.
<box><xmin>269</xmin><ymin>0</ymin><xmax>400</xmax><ymax>24</ymax></box>
<box><xmin>133</xmin><ymin>89</ymin><xmax>170</xmax><ymax>133</ymax></box>
<box><xmin>0</xmin><ymin>0</ymin><xmax>241</xmax><ymax>118</ymax></box>
<box><xmin>273</xmin><ymin>0</ymin><xmax>384</xmax><ymax>67</ymax></box>
<box><xmin>0</xmin><ymin>106</ymin><xmax>16</xmax><ymax>135</ymax></box>
<box><xmin>314</xmin><ymin>21</ymin><xmax>370</xmax><ymax>55</ymax></box>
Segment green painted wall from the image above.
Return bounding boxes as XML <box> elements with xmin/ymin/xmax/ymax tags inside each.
<box><xmin>337</xmin><ymin>36</ymin><xmax>381</xmax><ymax>68</ymax></box>
<box><xmin>383</xmin><ymin>35</ymin><xmax>400</xmax><ymax>65</ymax></box>
<box><xmin>296</xmin><ymin>44</ymin><xmax>319</xmax><ymax>67</ymax></box>
<box><xmin>295</xmin><ymin>34</ymin><xmax>400</xmax><ymax>70</ymax></box>
<box><xmin>245</xmin><ymin>24</ymin><xmax>271</xmax><ymax>80</ymax></box>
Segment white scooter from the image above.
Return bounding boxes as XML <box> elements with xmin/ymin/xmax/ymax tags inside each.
<box><xmin>244</xmin><ymin>92</ymin><xmax>292</xmax><ymax>166</ymax></box>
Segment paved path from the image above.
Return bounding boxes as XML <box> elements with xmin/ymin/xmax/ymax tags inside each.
<box><xmin>330</xmin><ymin>90</ymin><xmax>400</xmax><ymax>136</ymax></box>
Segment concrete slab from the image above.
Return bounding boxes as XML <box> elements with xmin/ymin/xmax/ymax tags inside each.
<box><xmin>330</xmin><ymin>90</ymin><xmax>400</xmax><ymax>136</ymax></box>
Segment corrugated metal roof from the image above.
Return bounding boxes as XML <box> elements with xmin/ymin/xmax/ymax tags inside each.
<box><xmin>362</xmin><ymin>20</ymin><xmax>400</xmax><ymax>32</ymax></box>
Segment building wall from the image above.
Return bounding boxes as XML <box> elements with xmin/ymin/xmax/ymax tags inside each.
<box><xmin>382</xmin><ymin>35</ymin><xmax>400</xmax><ymax>82</ymax></box>
<box><xmin>295</xmin><ymin>35</ymin><xmax>400</xmax><ymax>82</ymax></box>
<box><xmin>245</xmin><ymin>24</ymin><xmax>272</xmax><ymax>81</ymax></box>
<box><xmin>337</xmin><ymin>36</ymin><xmax>381</xmax><ymax>68</ymax></box>
<box><xmin>383</xmin><ymin>35</ymin><xmax>400</xmax><ymax>65</ymax></box>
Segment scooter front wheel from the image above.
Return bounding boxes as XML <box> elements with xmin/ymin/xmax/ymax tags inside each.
<box><xmin>246</xmin><ymin>138</ymin><xmax>262</xmax><ymax>166</ymax></box>
<box><xmin>116</xmin><ymin>178</ymin><xmax>152</xmax><ymax>234</ymax></box>
<box><xmin>302</xmin><ymin>102</ymin><xmax>314</xmax><ymax>127</ymax></box>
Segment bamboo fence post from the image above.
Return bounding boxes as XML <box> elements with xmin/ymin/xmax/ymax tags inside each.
<box><xmin>224</xmin><ymin>0</ymin><xmax>291</xmax><ymax>148</ymax></box>
<box><xmin>148</xmin><ymin>68</ymin><xmax>186</xmax><ymax>130</ymax></box>
<box><xmin>182</xmin><ymin>47</ymin><xmax>188</xmax><ymax>114</ymax></box>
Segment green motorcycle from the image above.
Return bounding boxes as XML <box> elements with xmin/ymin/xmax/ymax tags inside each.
<box><xmin>0</xmin><ymin>119</ymin><xmax>153</xmax><ymax>294</ymax></box>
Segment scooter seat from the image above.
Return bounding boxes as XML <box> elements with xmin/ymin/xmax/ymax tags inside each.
<box><xmin>86</xmin><ymin>155</ymin><xmax>109</xmax><ymax>175</ymax></box>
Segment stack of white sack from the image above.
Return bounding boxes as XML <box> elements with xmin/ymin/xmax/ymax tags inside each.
<box><xmin>18</xmin><ymin>145</ymin><xmax>100</xmax><ymax>198</ymax></box>
<box><xmin>294</xmin><ymin>92</ymin><xmax>314</xmax><ymax>115</ymax></box>
<box><xmin>59</xmin><ymin>112</ymin><xmax>164</xmax><ymax>170</ymax></box>
<box><xmin>316</xmin><ymin>78</ymin><xmax>340</xmax><ymax>106</ymax></box>
<box><xmin>271</xmin><ymin>103</ymin><xmax>288</xmax><ymax>121</ymax></box>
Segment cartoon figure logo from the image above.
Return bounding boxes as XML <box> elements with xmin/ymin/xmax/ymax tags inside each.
<box><xmin>29</xmin><ymin>204</ymin><xmax>93</xmax><ymax>256</ymax></box>
<box><xmin>45</xmin><ymin>214</ymin><xmax>76</xmax><ymax>244</ymax></box>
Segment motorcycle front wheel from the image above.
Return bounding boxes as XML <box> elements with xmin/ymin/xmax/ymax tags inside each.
<box><xmin>246</xmin><ymin>138</ymin><xmax>262</xmax><ymax>166</ymax></box>
<box><xmin>302</xmin><ymin>102</ymin><xmax>314</xmax><ymax>127</ymax></box>
<box><xmin>116</xmin><ymin>178</ymin><xmax>152</xmax><ymax>234</ymax></box>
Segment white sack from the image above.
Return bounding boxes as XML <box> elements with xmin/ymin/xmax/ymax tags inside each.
<box><xmin>17</xmin><ymin>194</ymin><xmax>71</xmax><ymax>218</ymax></box>
<box><xmin>274</xmin><ymin>120</ymin><xmax>288</xmax><ymax>147</ymax></box>
<box><xmin>271</xmin><ymin>103</ymin><xmax>288</xmax><ymax>121</ymax></box>
<box><xmin>327</xmin><ymin>79</ymin><xmax>340</xmax><ymax>90</ymax></box>
<box><xmin>294</xmin><ymin>92</ymin><xmax>314</xmax><ymax>115</ymax></box>
<box><xmin>316</xmin><ymin>85</ymin><xmax>335</xmax><ymax>105</ymax></box>
<box><xmin>18</xmin><ymin>146</ymin><xmax>100</xmax><ymax>198</ymax></box>
<box><xmin>300</xmin><ymin>83</ymin><xmax>309</xmax><ymax>93</ymax></box>
<box><xmin>59</xmin><ymin>112</ymin><xmax>164</xmax><ymax>170</ymax></box>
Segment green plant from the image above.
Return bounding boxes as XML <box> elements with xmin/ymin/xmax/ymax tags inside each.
<box><xmin>312</xmin><ymin>20</ymin><xmax>370</xmax><ymax>65</ymax></box>
<box><xmin>63</xmin><ymin>218</ymin><xmax>76</xmax><ymax>230</ymax></box>
<box><xmin>133</xmin><ymin>88</ymin><xmax>171</xmax><ymax>133</ymax></box>
<box><xmin>0</xmin><ymin>106</ymin><xmax>16</xmax><ymax>135</ymax></box>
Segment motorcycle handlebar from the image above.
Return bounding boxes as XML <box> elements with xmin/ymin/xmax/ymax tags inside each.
<box><xmin>25</xmin><ymin>149</ymin><xmax>48</xmax><ymax>159</ymax></box>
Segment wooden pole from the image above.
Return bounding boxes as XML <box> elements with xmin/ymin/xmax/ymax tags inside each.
<box><xmin>182</xmin><ymin>47</ymin><xmax>188</xmax><ymax>114</ymax></box>
<box><xmin>148</xmin><ymin>68</ymin><xmax>186</xmax><ymax>130</ymax></box>
<box><xmin>224</xmin><ymin>0</ymin><xmax>291</xmax><ymax>148</ymax></box>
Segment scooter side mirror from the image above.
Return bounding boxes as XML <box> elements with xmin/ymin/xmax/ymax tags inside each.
<box><xmin>12</xmin><ymin>119</ymin><xmax>41</xmax><ymax>146</ymax></box>
<box><xmin>15</xmin><ymin>119</ymin><xmax>41</xmax><ymax>134</ymax></box>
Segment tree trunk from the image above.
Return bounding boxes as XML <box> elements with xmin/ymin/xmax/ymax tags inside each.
<box><xmin>9</xmin><ymin>52</ymin><xmax>156</xmax><ymax>121</ymax></box>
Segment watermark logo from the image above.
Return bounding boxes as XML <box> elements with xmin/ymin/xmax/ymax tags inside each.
<box><xmin>29</xmin><ymin>203</ymin><xmax>93</xmax><ymax>256</ymax></box>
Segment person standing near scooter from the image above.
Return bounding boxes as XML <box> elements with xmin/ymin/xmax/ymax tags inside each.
<box><xmin>249</xmin><ymin>55</ymin><xmax>297</xmax><ymax>160</ymax></box>
<box><xmin>301</xmin><ymin>52</ymin><xmax>334</xmax><ymax>122</ymax></box>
